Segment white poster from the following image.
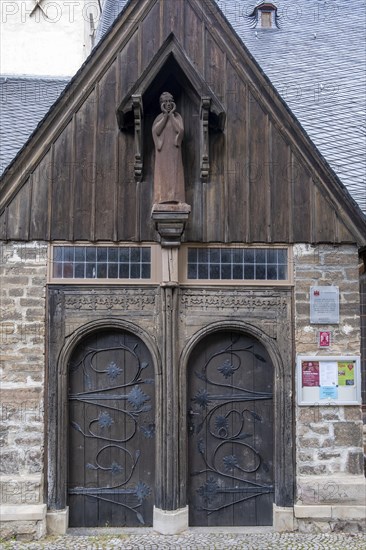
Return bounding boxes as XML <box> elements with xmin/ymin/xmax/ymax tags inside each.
<box><xmin>319</xmin><ymin>361</ymin><xmax>338</xmax><ymax>387</ymax></box>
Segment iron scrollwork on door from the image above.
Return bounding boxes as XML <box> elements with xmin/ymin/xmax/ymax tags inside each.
<box><xmin>189</xmin><ymin>336</ymin><xmax>274</xmax><ymax>518</ymax></box>
<box><xmin>68</xmin><ymin>333</ymin><xmax>155</xmax><ymax>526</ymax></box>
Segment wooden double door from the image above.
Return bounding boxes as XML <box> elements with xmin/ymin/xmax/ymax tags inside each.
<box><xmin>68</xmin><ymin>329</ymin><xmax>274</xmax><ymax>527</ymax></box>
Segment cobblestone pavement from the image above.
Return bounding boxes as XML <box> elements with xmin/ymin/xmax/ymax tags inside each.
<box><xmin>1</xmin><ymin>530</ymin><xmax>366</xmax><ymax>550</ymax></box>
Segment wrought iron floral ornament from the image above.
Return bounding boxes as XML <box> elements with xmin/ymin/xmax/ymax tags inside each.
<box><xmin>68</xmin><ymin>336</ymin><xmax>154</xmax><ymax>525</ymax></box>
<box><xmin>189</xmin><ymin>338</ymin><xmax>274</xmax><ymax>515</ymax></box>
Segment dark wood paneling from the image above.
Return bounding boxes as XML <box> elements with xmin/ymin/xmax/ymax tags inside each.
<box><xmin>73</xmin><ymin>91</ymin><xmax>96</xmax><ymax>240</ymax></box>
<box><xmin>203</xmin><ymin>31</ymin><xmax>227</xmax><ymax>242</ymax></box>
<box><xmin>141</xmin><ymin>1</ymin><xmax>161</xmax><ymax>71</ymax></box>
<box><xmin>205</xmin><ymin>131</ymin><xmax>225</xmax><ymax>242</ymax></box>
<box><xmin>182</xmin><ymin>93</ymin><xmax>202</xmax><ymax>242</ymax></box>
<box><xmin>336</xmin><ymin>217</ymin><xmax>355</xmax><ymax>242</ymax></box>
<box><xmin>95</xmin><ymin>65</ymin><xmax>118</xmax><ymax>241</ymax></box>
<box><xmin>314</xmin><ymin>185</ymin><xmax>336</xmax><ymax>242</ymax></box>
<box><xmin>248</xmin><ymin>94</ymin><xmax>269</xmax><ymax>242</ymax></box>
<box><xmin>6</xmin><ymin>180</ymin><xmax>31</xmax><ymax>240</ymax></box>
<box><xmin>162</xmin><ymin>0</ymin><xmax>184</xmax><ymax>44</ymax></box>
<box><xmin>30</xmin><ymin>154</ymin><xmax>51</xmax><ymax>239</ymax></box>
<box><xmin>1</xmin><ymin>0</ymin><xmax>360</xmax><ymax>245</ymax></box>
<box><xmin>226</xmin><ymin>65</ymin><xmax>248</xmax><ymax>242</ymax></box>
<box><xmin>270</xmin><ymin>125</ymin><xmax>291</xmax><ymax>242</ymax></box>
<box><xmin>184</xmin><ymin>1</ymin><xmax>204</xmax><ymax>75</ymax></box>
<box><xmin>205</xmin><ymin>30</ymin><xmax>225</xmax><ymax>103</ymax></box>
<box><xmin>117</xmin><ymin>131</ymin><xmax>139</xmax><ymax>241</ymax></box>
<box><xmin>139</xmin><ymin>112</ymin><xmax>156</xmax><ymax>242</ymax></box>
<box><xmin>292</xmin><ymin>156</ymin><xmax>312</xmax><ymax>242</ymax></box>
<box><xmin>0</xmin><ymin>211</ymin><xmax>6</xmax><ymax>239</ymax></box>
<box><xmin>50</xmin><ymin>124</ymin><xmax>73</xmax><ymax>240</ymax></box>
<box><xmin>118</xmin><ymin>30</ymin><xmax>139</xmax><ymax>100</ymax></box>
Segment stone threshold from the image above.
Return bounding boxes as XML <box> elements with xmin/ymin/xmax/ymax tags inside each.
<box><xmin>67</xmin><ymin>526</ymin><xmax>274</xmax><ymax>536</ymax></box>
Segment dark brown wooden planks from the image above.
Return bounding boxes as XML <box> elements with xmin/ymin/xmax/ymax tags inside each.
<box><xmin>6</xmin><ymin>179</ymin><xmax>31</xmax><ymax>240</ymax></box>
<box><xmin>292</xmin><ymin>156</ymin><xmax>312</xmax><ymax>242</ymax></box>
<box><xmin>226</xmin><ymin>65</ymin><xmax>248</xmax><ymax>242</ymax></box>
<box><xmin>248</xmin><ymin>93</ymin><xmax>269</xmax><ymax>242</ymax></box>
<box><xmin>184</xmin><ymin>1</ymin><xmax>204</xmax><ymax>76</ymax></box>
<box><xmin>94</xmin><ymin>64</ymin><xmax>119</xmax><ymax>241</ymax></box>
<box><xmin>30</xmin><ymin>154</ymin><xmax>52</xmax><ymax>239</ymax></box>
<box><xmin>162</xmin><ymin>0</ymin><xmax>184</xmax><ymax>44</ymax></box>
<box><xmin>73</xmin><ymin>90</ymin><xmax>96</xmax><ymax>240</ymax></box>
<box><xmin>269</xmin><ymin>124</ymin><xmax>291</xmax><ymax>242</ymax></box>
<box><xmin>50</xmin><ymin>122</ymin><xmax>73</xmax><ymax>241</ymax></box>
<box><xmin>141</xmin><ymin>0</ymin><xmax>161</xmax><ymax>71</ymax></box>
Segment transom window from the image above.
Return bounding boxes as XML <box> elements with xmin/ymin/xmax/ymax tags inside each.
<box><xmin>187</xmin><ymin>247</ymin><xmax>288</xmax><ymax>281</ymax></box>
<box><xmin>51</xmin><ymin>246</ymin><xmax>151</xmax><ymax>280</ymax></box>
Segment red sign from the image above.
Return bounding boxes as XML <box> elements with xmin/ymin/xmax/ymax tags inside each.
<box><xmin>319</xmin><ymin>331</ymin><xmax>331</xmax><ymax>347</ymax></box>
<box><xmin>302</xmin><ymin>361</ymin><xmax>320</xmax><ymax>387</ymax></box>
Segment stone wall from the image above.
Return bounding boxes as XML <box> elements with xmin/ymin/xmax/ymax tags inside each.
<box><xmin>293</xmin><ymin>244</ymin><xmax>365</xmax><ymax>532</ymax></box>
<box><xmin>0</xmin><ymin>242</ymin><xmax>48</xmax><ymax>540</ymax></box>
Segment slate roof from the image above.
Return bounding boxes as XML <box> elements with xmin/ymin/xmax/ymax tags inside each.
<box><xmin>0</xmin><ymin>76</ymin><xmax>69</xmax><ymax>175</ymax></box>
<box><xmin>96</xmin><ymin>0</ymin><xmax>366</xmax><ymax>215</ymax></box>
<box><xmin>1</xmin><ymin>0</ymin><xmax>365</xmax><ymax>215</ymax></box>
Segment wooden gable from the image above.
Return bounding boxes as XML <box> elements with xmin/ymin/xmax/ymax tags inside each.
<box><xmin>0</xmin><ymin>0</ymin><xmax>365</xmax><ymax>245</ymax></box>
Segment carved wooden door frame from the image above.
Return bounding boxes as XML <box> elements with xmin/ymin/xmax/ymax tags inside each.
<box><xmin>46</xmin><ymin>289</ymin><xmax>162</xmax><ymax>514</ymax></box>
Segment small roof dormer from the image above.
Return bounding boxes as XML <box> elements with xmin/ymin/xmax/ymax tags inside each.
<box><xmin>249</xmin><ymin>2</ymin><xmax>279</xmax><ymax>29</ymax></box>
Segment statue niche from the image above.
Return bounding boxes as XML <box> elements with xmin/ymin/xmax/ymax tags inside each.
<box><xmin>152</xmin><ymin>92</ymin><xmax>185</xmax><ymax>205</ymax></box>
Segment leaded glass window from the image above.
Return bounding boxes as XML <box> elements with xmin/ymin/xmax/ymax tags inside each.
<box><xmin>187</xmin><ymin>247</ymin><xmax>288</xmax><ymax>281</ymax></box>
<box><xmin>52</xmin><ymin>246</ymin><xmax>151</xmax><ymax>280</ymax></box>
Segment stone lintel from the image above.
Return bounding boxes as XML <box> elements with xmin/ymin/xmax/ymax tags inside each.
<box><xmin>0</xmin><ymin>504</ymin><xmax>47</xmax><ymax>521</ymax></box>
<box><xmin>46</xmin><ymin>507</ymin><xmax>69</xmax><ymax>535</ymax></box>
<box><xmin>151</xmin><ymin>203</ymin><xmax>191</xmax><ymax>248</ymax></box>
<box><xmin>153</xmin><ymin>506</ymin><xmax>188</xmax><ymax>534</ymax></box>
<box><xmin>273</xmin><ymin>505</ymin><xmax>296</xmax><ymax>532</ymax></box>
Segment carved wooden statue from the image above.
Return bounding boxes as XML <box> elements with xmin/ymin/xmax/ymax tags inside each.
<box><xmin>152</xmin><ymin>92</ymin><xmax>185</xmax><ymax>204</ymax></box>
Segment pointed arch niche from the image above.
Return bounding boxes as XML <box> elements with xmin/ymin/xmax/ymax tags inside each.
<box><xmin>116</xmin><ymin>34</ymin><xmax>226</xmax><ymax>183</ymax></box>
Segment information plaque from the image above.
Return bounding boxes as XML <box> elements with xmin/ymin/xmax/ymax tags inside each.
<box><xmin>297</xmin><ymin>355</ymin><xmax>361</xmax><ymax>405</ymax></box>
<box><xmin>310</xmin><ymin>286</ymin><xmax>339</xmax><ymax>324</ymax></box>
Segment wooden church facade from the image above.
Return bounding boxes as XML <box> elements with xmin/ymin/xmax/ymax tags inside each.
<box><xmin>1</xmin><ymin>0</ymin><xmax>365</xmax><ymax>538</ymax></box>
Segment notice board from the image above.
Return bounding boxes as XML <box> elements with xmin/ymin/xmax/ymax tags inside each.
<box><xmin>296</xmin><ymin>355</ymin><xmax>361</xmax><ymax>405</ymax></box>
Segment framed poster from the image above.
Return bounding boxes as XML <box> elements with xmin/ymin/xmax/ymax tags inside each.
<box><xmin>297</xmin><ymin>355</ymin><xmax>361</xmax><ymax>405</ymax></box>
<box><xmin>310</xmin><ymin>286</ymin><xmax>339</xmax><ymax>324</ymax></box>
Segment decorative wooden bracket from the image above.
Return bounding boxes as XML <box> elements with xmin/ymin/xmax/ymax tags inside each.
<box><xmin>200</xmin><ymin>97</ymin><xmax>211</xmax><ymax>181</ymax></box>
<box><xmin>132</xmin><ymin>95</ymin><xmax>143</xmax><ymax>182</ymax></box>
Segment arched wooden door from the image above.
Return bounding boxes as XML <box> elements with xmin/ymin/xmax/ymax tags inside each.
<box><xmin>68</xmin><ymin>329</ymin><xmax>155</xmax><ymax>527</ymax></box>
<box><xmin>187</xmin><ymin>331</ymin><xmax>274</xmax><ymax>526</ymax></box>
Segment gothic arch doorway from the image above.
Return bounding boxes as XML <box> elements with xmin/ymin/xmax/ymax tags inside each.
<box><xmin>187</xmin><ymin>330</ymin><xmax>274</xmax><ymax>526</ymax></box>
<box><xmin>67</xmin><ymin>328</ymin><xmax>155</xmax><ymax>527</ymax></box>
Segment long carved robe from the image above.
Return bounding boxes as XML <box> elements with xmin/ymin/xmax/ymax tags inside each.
<box><xmin>152</xmin><ymin>111</ymin><xmax>185</xmax><ymax>204</ymax></box>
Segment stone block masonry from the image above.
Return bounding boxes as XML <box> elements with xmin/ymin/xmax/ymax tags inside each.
<box><xmin>0</xmin><ymin>242</ymin><xmax>48</xmax><ymax>540</ymax></box>
<box><xmin>293</xmin><ymin>244</ymin><xmax>365</xmax><ymax>532</ymax></box>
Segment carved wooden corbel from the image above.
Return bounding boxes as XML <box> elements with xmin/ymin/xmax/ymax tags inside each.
<box><xmin>132</xmin><ymin>94</ymin><xmax>143</xmax><ymax>182</ymax></box>
<box><xmin>200</xmin><ymin>97</ymin><xmax>211</xmax><ymax>181</ymax></box>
